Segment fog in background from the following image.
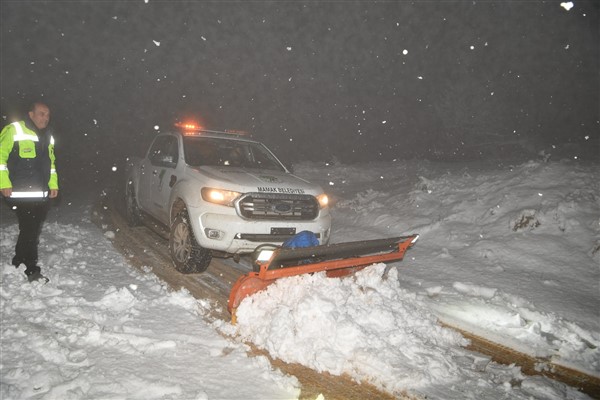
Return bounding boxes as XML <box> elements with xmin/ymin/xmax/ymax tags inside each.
<box><xmin>1</xmin><ymin>1</ymin><xmax>598</xmax><ymax>193</ymax></box>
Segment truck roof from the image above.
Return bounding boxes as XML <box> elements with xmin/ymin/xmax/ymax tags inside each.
<box><xmin>165</xmin><ymin>129</ymin><xmax>259</xmax><ymax>143</ymax></box>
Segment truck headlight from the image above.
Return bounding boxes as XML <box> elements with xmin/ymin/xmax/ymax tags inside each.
<box><xmin>201</xmin><ymin>187</ymin><xmax>241</xmax><ymax>207</ymax></box>
<box><xmin>317</xmin><ymin>193</ymin><xmax>329</xmax><ymax>208</ymax></box>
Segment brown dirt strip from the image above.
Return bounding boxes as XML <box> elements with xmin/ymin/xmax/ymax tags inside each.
<box><xmin>446</xmin><ymin>324</ymin><xmax>600</xmax><ymax>398</ymax></box>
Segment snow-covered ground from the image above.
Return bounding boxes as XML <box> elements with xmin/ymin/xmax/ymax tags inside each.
<box><xmin>0</xmin><ymin>208</ymin><xmax>300</xmax><ymax>399</ymax></box>
<box><xmin>1</xmin><ymin>158</ymin><xmax>598</xmax><ymax>399</ymax></box>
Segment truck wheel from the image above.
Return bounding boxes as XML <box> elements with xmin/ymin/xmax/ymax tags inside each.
<box><xmin>125</xmin><ymin>183</ymin><xmax>142</xmax><ymax>226</ymax></box>
<box><xmin>169</xmin><ymin>211</ymin><xmax>212</xmax><ymax>274</ymax></box>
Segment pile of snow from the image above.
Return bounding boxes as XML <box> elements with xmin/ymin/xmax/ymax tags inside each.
<box><xmin>1</xmin><ymin>159</ymin><xmax>598</xmax><ymax>399</ymax></box>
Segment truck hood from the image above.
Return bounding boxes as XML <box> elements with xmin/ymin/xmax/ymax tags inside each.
<box><xmin>188</xmin><ymin>166</ymin><xmax>324</xmax><ymax>196</ymax></box>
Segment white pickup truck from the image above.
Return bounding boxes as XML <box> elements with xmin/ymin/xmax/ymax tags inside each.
<box><xmin>125</xmin><ymin>126</ymin><xmax>331</xmax><ymax>273</ymax></box>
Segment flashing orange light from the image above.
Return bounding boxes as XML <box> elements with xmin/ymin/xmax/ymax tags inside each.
<box><xmin>175</xmin><ymin>121</ymin><xmax>251</xmax><ymax>137</ymax></box>
<box><xmin>175</xmin><ymin>121</ymin><xmax>202</xmax><ymax>131</ymax></box>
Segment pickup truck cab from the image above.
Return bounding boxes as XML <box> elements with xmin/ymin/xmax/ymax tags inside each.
<box><xmin>125</xmin><ymin>126</ymin><xmax>331</xmax><ymax>273</ymax></box>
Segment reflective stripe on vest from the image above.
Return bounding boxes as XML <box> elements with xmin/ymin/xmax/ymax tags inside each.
<box><xmin>12</xmin><ymin>122</ymin><xmax>39</xmax><ymax>142</ymax></box>
<box><xmin>10</xmin><ymin>191</ymin><xmax>48</xmax><ymax>198</ymax></box>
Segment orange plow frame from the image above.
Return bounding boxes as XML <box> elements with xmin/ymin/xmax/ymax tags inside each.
<box><xmin>228</xmin><ymin>234</ymin><xmax>419</xmax><ymax>320</ymax></box>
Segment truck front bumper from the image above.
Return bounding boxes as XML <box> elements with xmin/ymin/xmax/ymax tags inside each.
<box><xmin>187</xmin><ymin>205</ymin><xmax>331</xmax><ymax>254</ymax></box>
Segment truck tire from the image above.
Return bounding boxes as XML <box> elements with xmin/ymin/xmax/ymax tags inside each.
<box><xmin>125</xmin><ymin>183</ymin><xmax>142</xmax><ymax>227</ymax></box>
<box><xmin>169</xmin><ymin>211</ymin><xmax>212</xmax><ymax>274</ymax></box>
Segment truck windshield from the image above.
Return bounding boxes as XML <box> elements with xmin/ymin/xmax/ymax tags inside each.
<box><xmin>183</xmin><ymin>137</ymin><xmax>286</xmax><ymax>172</ymax></box>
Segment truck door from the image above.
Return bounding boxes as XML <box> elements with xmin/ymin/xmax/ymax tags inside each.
<box><xmin>137</xmin><ymin>139</ymin><xmax>159</xmax><ymax>212</ymax></box>
<box><xmin>141</xmin><ymin>136</ymin><xmax>179</xmax><ymax>223</ymax></box>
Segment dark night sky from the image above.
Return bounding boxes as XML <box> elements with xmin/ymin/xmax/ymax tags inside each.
<box><xmin>1</xmin><ymin>1</ymin><xmax>598</xmax><ymax>190</ymax></box>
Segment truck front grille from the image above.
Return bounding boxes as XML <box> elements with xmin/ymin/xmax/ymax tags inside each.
<box><xmin>237</xmin><ymin>193</ymin><xmax>319</xmax><ymax>220</ymax></box>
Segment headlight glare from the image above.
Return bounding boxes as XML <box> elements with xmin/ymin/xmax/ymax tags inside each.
<box><xmin>317</xmin><ymin>193</ymin><xmax>329</xmax><ymax>208</ymax></box>
<box><xmin>201</xmin><ymin>187</ymin><xmax>241</xmax><ymax>207</ymax></box>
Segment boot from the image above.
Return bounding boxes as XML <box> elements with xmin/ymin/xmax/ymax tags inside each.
<box><xmin>24</xmin><ymin>266</ymin><xmax>49</xmax><ymax>283</ymax></box>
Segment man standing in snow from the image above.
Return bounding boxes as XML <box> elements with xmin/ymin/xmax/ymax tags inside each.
<box><xmin>0</xmin><ymin>101</ymin><xmax>59</xmax><ymax>282</ymax></box>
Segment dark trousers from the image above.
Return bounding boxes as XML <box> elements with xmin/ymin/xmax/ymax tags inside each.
<box><xmin>11</xmin><ymin>200</ymin><xmax>49</xmax><ymax>268</ymax></box>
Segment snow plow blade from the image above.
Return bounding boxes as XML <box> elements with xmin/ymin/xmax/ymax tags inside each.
<box><xmin>228</xmin><ymin>234</ymin><xmax>419</xmax><ymax>319</ymax></box>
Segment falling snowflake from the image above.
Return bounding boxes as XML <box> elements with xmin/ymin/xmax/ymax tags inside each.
<box><xmin>560</xmin><ymin>2</ymin><xmax>574</xmax><ymax>11</ymax></box>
